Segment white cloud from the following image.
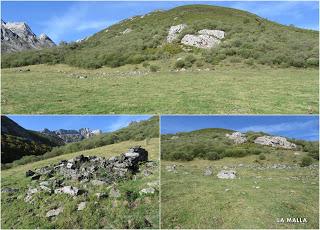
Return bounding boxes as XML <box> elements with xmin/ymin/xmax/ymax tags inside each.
<box><xmin>75</xmin><ymin>20</ymin><xmax>115</xmax><ymax>31</ymax></box>
<box><xmin>239</xmin><ymin>119</ymin><xmax>318</xmax><ymax>134</ymax></box>
<box><xmin>105</xmin><ymin>116</ymin><xmax>151</xmax><ymax>132</ymax></box>
<box><xmin>40</xmin><ymin>3</ymin><xmax>114</xmax><ymax>42</ymax></box>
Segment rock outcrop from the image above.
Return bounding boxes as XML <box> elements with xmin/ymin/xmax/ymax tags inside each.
<box><xmin>167</xmin><ymin>24</ymin><xmax>187</xmax><ymax>43</ymax></box>
<box><xmin>180</xmin><ymin>29</ymin><xmax>225</xmax><ymax>49</ymax></box>
<box><xmin>1</xmin><ymin>20</ymin><xmax>55</xmax><ymax>53</ymax></box>
<box><xmin>24</xmin><ymin>146</ymin><xmax>152</xmax><ymax>202</ymax></box>
<box><xmin>226</xmin><ymin>132</ymin><xmax>247</xmax><ymax>144</ymax></box>
<box><xmin>254</xmin><ymin>136</ymin><xmax>296</xmax><ymax>149</ymax></box>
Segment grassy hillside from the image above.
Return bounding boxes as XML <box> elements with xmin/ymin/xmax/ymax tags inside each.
<box><xmin>1</xmin><ymin>116</ymin><xmax>64</xmax><ymax>164</ymax></box>
<box><xmin>1</xmin><ymin>64</ymin><xmax>318</xmax><ymax>114</ymax></box>
<box><xmin>2</xmin><ymin>116</ymin><xmax>159</xmax><ymax>169</ymax></box>
<box><xmin>1</xmin><ymin>138</ymin><xmax>159</xmax><ymax>229</ymax></box>
<box><xmin>2</xmin><ymin>4</ymin><xmax>318</xmax><ymax>69</ymax></box>
<box><xmin>161</xmin><ymin>128</ymin><xmax>319</xmax><ymax>162</ymax></box>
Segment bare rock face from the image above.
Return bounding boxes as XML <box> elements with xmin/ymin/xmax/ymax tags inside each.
<box><xmin>181</xmin><ymin>34</ymin><xmax>221</xmax><ymax>49</ymax></box>
<box><xmin>38</xmin><ymin>33</ymin><xmax>55</xmax><ymax>48</ymax></box>
<box><xmin>217</xmin><ymin>170</ymin><xmax>236</xmax><ymax>179</ymax></box>
<box><xmin>1</xmin><ymin>20</ymin><xmax>55</xmax><ymax>53</ymax></box>
<box><xmin>198</xmin><ymin>29</ymin><xmax>225</xmax><ymax>39</ymax></box>
<box><xmin>181</xmin><ymin>29</ymin><xmax>225</xmax><ymax>49</ymax></box>
<box><xmin>226</xmin><ymin>132</ymin><xmax>247</xmax><ymax>144</ymax></box>
<box><xmin>167</xmin><ymin>24</ymin><xmax>187</xmax><ymax>43</ymax></box>
<box><xmin>254</xmin><ymin>136</ymin><xmax>296</xmax><ymax>149</ymax></box>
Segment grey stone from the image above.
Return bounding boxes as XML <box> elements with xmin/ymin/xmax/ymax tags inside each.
<box><xmin>109</xmin><ymin>187</ymin><xmax>121</xmax><ymax>198</ymax></box>
<box><xmin>46</xmin><ymin>207</ymin><xmax>63</xmax><ymax>218</ymax></box>
<box><xmin>217</xmin><ymin>170</ymin><xmax>237</xmax><ymax>179</ymax></box>
<box><xmin>54</xmin><ymin>186</ymin><xmax>79</xmax><ymax>196</ymax></box>
<box><xmin>77</xmin><ymin>202</ymin><xmax>87</xmax><ymax>211</ymax></box>
<box><xmin>203</xmin><ymin>166</ymin><xmax>213</xmax><ymax>176</ymax></box>
<box><xmin>139</xmin><ymin>187</ymin><xmax>155</xmax><ymax>195</ymax></box>
<box><xmin>167</xmin><ymin>24</ymin><xmax>187</xmax><ymax>42</ymax></box>
<box><xmin>24</xmin><ymin>188</ymin><xmax>38</xmax><ymax>203</ymax></box>
<box><xmin>166</xmin><ymin>164</ymin><xmax>177</xmax><ymax>173</ymax></box>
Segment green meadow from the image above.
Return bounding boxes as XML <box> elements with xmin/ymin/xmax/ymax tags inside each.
<box><xmin>1</xmin><ymin>63</ymin><xmax>318</xmax><ymax>114</ymax></box>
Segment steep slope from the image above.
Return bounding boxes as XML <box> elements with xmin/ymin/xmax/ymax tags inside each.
<box><xmin>1</xmin><ymin>20</ymin><xmax>55</xmax><ymax>53</ymax></box>
<box><xmin>2</xmin><ymin>4</ymin><xmax>318</xmax><ymax>69</ymax></box>
<box><xmin>1</xmin><ymin>116</ymin><xmax>64</xmax><ymax>164</ymax></box>
<box><xmin>161</xmin><ymin>128</ymin><xmax>319</xmax><ymax>161</ymax></box>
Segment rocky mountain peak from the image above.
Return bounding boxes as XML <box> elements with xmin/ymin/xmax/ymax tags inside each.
<box><xmin>1</xmin><ymin>19</ymin><xmax>56</xmax><ymax>53</ymax></box>
<box><xmin>41</xmin><ymin>128</ymin><xmax>102</xmax><ymax>143</ymax></box>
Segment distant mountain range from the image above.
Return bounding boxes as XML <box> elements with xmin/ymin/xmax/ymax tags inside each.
<box><xmin>1</xmin><ymin>20</ymin><xmax>55</xmax><ymax>53</ymax></box>
<box><xmin>1</xmin><ymin>116</ymin><xmax>102</xmax><ymax>164</ymax></box>
<box><xmin>41</xmin><ymin>128</ymin><xmax>102</xmax><ymax>143</ymax></box>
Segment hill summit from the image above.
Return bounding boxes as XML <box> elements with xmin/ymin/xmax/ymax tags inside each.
<box><xmin>2</xmin><ymin>4</ymin><xmax>318</xmax><ymax>69</ymax></box>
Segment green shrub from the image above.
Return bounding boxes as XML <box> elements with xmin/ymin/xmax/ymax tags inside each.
<box><xmin>206</xmin><ymin>151</ymin><xmax>221</xmax><ymax>160</ymax></box>
<box><xmin>300</xmin><ymin>156</ymin><xmax>313</xmax><ymax>167</ymax></box>
<box><xmin>150</xmin><ymin>65</ymin><xmax>160</xmax><ymax>72</ymax></box>
<box><xmin>142</xmin><ymin>62</ymin><xmax>150</xmax><ymax>68</ymax></box>
<box><xmin>229</xmin><ymin>56</ymin><xmax>242</xmax><ymax>63</ymax></box>
<box><xmin>258</xmin><ymin>154</ymin><xmax>266</xmax><ymax>160</ymax></box>
<box><xmin>306</xmin><ymin>58</ymin><xmax>319</xmax><ymax>67</ymax></box>
<box><xmin>174</xmin><ymin>59</ymin><xmax>185</xmax><ymax>69</ymax></box>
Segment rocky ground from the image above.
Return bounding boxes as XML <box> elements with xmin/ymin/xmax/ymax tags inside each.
<box><xmin>1</xmin><ymin>146</ymin><xmax>159</xmax><ymax>229</ymax></box>
<box><xmin>161</xmin><ymin>152</ymin><xmax>319</xmax><ymax>229</ymax></box>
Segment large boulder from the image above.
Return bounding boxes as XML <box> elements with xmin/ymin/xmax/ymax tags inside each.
<box><xmin>181</xmin><ymin>34</ymin><xmax>221</xmax><ymax>49</ymax></box>
<box><xmin>181</xmin><ymin>29</ymin><xmax>225</xmax><ymax>49</ymax></box>
<box><xmin>123</xmin><ymin>146</ymin><xmax>148</xmax><ymax>163</ymax></box>
<box><xmin>254</xmin><ymin>136</ymin><xmax>296</xmax><ymax>149</ymax></box>
<box><xmin>167</xmin><ymin>24</ymin><xmax>187</xmax><ymax>43</ymax></box>
<box><xmin>226</xmin><ymin>132</ymin><xmax>247</xmax><ymax>144</ymax></box>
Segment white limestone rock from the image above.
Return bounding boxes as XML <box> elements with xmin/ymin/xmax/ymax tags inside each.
<box><xmin>167</xmin><ymin>24</ymin><xmax>187</xmax><ymax>43</ymax></box>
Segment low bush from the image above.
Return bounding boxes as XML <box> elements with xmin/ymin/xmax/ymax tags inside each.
<box><xmin>300</xmin><ymin>156</ymin><xmax>313</xmax><ymax>167</ymax></box>
<box><xmin>258</xmin><ymin>154</ymin><xmax>266</xmax><ymax>160</ymax></box>
<box><xmin>150</xmin><ymin>65</ymin><xmax>160</xmax><ymax>72</ymax></box>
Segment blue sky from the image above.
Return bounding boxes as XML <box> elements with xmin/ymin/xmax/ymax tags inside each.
<box><xmin>1</xmin><ymin>1</ymin><xmax>318</xmax><ymax>43</ymax></box>
<box><xmin>7</xmin><ymin>115</ymin><xmax>152</xmax><ymax>133</ymax></box>
<box><xmin>161</xmin><ymin>116</ymin><xmax>319</xmax><ymax>141</ymax></box>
